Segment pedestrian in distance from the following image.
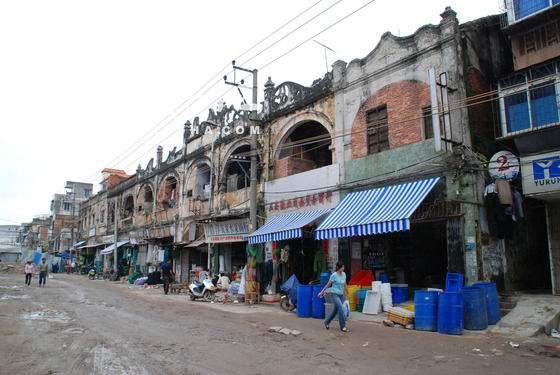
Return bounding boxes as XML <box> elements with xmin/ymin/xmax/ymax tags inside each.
<box><xmin>318</xmin><ymin>261</ymin><xmax>349</xmax><ymax>332</ymax></box>
<box><xmin>161</xmin><ymin>259</ymin><xmax>175</xmax><ymax>295</ymax></box>
<box><xmin>24</xmin><ymin>260</ymin><xmax>34</xmax><ymax>286</ymax></box>
<box><xmin>38</xmin><ymin>258</ymin><xmax>49</xmax><ymax>288</ymax></box>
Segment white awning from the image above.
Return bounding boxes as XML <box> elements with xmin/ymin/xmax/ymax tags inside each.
<box><xmin>186</xmin><ymin>239</ymin><xmax>206</xmax><ymax>248</ymax></box>
<box><xmin>100</xmin><ymin>241</ymin><xmax>129</xmax><ymax>255</ymax></box>
<box><xmin>69</xmin><ymin>240</ymin><xmax>86</xmax><ymax>251</ymax></box>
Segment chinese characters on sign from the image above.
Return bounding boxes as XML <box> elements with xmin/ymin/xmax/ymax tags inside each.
<box><xmin>204</xmin><ymin>219</ymin><xmax>250</xmax><ymax>243</ymax></box>
<box><xmin>268</xmin><ymin>191</ymin><xmax>333</xmax><ymax>212</ymax></box>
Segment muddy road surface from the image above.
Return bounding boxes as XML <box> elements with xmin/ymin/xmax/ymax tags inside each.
<box><xmin>1</xmin><ymin>273</ymin><xmax>559</xmax><ymax>375</ymax></box>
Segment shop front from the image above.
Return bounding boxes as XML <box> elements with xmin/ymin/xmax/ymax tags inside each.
<box><xmin>260</xmin><ymin>164</ymin><xmax>341</xmax><ymax>286</ymax></box>
<box><xmin>203</xmin><ymin>218</ymin><xmax>250</xmax><ymax>277</ymax></box>
<box><xmin>248</xmin><ymin>209</ymin><xmax>332</xmax><ymax>286</ymax></box>
<box><xmin>521</xmin><ymin>151</ymin><xmax>560</xmax><ymax>295</ymax></box>
<box><xmin>315</xmin><ymin>177</ymin><xmax>451</xmax><ymax>289</ymax></box>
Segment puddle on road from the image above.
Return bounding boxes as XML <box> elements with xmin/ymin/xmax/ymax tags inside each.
<box><xmin>92</xmin><ymin>344</ymin><xmax>149</xmax><ymax>375</ymax></box>
<box><xmin>0</xmin><ymin>285</ymin><xmax>24</xmax><ymax>290</ymax></box>
<box><xmin>23</xmin><ymin>309</ymin><xmax>71</xmax><ymax>323</ymax></box>
<box><xmin>1</xmin><ymin>294</ymin><xmax>31</xmax><ymax>300</ymax></box>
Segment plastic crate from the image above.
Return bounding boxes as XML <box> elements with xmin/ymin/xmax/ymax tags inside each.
<box><xmin>386</xmin><ymin>307</ymin><xmax>414</xmax><ymax>325</ymax></box>
<box><xmin>445</xmin><ymin>273</ymin><xmax>464</xmax><ymax>292</ymax></box>
<box><xmin>349</xmin><ymin>270</ymin><xmax>375</xmax><ymax>287</ymax></box>
<box><xmin>391</xmin><ymin>285</ymin><xmax>409</xmax><ymax>304</ymax></box>
<box><xmin>355</xmin><ymin>288</ymin><xmax>371</xmax><ymax>304</ymax></box>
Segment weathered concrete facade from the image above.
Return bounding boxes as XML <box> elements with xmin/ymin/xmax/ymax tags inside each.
<box><xmin>330</xmin><ymin>8</ymin><xmax>509</xmax><ymax>285</ymax></box>
<box><xmin>78</xmin><ymin>104</ymin><xmax>257</xmax><ymax>280</ymax></box>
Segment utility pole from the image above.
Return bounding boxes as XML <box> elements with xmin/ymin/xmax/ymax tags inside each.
<box><xmin>70</xmin><ymin>190</ymin><xmax>75</xmax><ymax>261</ymax></box>
<box><xmin>224</xmin><ymin>61</ymin><xmax>258</xmax><ymax>232</ymax></box>
<box><xmin>114</xmin><ymin>198</ymin><xmax>118</xmax><ymax>273</ymax></box>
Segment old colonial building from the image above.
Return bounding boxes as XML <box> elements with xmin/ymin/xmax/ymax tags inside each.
<box><xmin>78</xmin><ymin>105</ymin><xmax>257</xmax><ymax>282</ymax></box>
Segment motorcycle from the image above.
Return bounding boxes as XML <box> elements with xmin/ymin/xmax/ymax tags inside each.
<box><xmin>188</xmin><ymin>278</ymin><xmax>217</xmax><ymax>301</ymax></box>
<box><xmin>88</xmin><ymin>266</ymin><xmax>97</xmax><ymax>280</ymax></box>
<box><xmin>280</xmin><ymin>274</ymin><xmax>300</xmax><ymax>312</ymax></box>
<box><xmin>80</xmin><ymin>263</ymin><xmax>95</xmax><ymax>275</ymax></box>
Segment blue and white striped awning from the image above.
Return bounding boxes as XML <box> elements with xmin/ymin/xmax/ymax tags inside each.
<box><xmin>315</xmin><ymin>178</ymin><xmax>440</xmax><ymax>240</ymax></box>
<box><xmin>248</xmin><ymin>209</ymin><xmax>331</xmax><ymax>245</ymax></box>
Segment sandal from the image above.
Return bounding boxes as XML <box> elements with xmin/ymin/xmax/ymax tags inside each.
<box><xmin>341</xmin><ymin>327</ymin><xmax>348</xmax><ymax>332</ymax></box>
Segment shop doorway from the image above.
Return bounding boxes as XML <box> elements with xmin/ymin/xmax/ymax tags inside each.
<box><xmin>277</xmin><ymin>234</ymin><xmax>324</xmax><ymax>285</ymax></box>
<box><xmin>347</xmin><ymin>221</ymin><xmax>448</xmax><ymax>288</ymax></box>
<box><xmin>509</xmin><ymin>200</ymin><xmax>552</xmax><ymax>292</ymax></box>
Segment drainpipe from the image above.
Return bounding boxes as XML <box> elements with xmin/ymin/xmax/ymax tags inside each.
<box><xmin>208</xmin><ymin>138</ymin><xmax>216</xmax><ymax>274</ymax></box>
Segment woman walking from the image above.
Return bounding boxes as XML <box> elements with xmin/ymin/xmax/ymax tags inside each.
<box><xmin>24</xmin><ymin>260</ymin><xmax>34</xmax><ymax>286</ymax></box>
<box><xmin>318</xmin><ymin>261</ymin><xmax>349</xmax><ymax>332</ymax></box>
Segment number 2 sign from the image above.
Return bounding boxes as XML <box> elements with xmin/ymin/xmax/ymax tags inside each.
<box><xmin>488</xmin><ymin>151</ymin><xmax>520</xmax><ymax>180</ymax></box>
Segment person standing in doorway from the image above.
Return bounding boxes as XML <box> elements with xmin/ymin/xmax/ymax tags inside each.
<box><xmin>318</xmin><ymin>261</ymin><xmax>349</xmax><ymax>332</ymax></box>
<box><xmin>38</xmin><ymin>258</ymin><xmax>49</xmax><ymax>288</ymax></box>
<box><xmin>161</xmin><ymin>259</ymin><xmax>174</xmax><ymax>295</ymax></box>
<box><xmin>24</xmin><ymin>260</ymin><xmax>34</xmax><ymax>286</ymax></box>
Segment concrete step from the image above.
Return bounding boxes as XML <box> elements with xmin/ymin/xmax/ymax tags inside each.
<box><xmin>500</xmin><ymin>308</ymin><xmax>513</xmax><ymax>317</ymax></box>
<box><xmin>499</xmin><ymin>294</ymin><xmax>519</xmax><ymax>318</ymax></box>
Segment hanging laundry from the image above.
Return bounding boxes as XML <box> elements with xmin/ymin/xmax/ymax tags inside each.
<box><xmin>495</xmin><ymin>178</ymin><xmax>513</xmax><ymax>205</ymax></box>
<box><xmin>484</xmin><ymin>182</ymin><xmax>496</xmax><ymax>197</ymax></box>
<box><xmin>313</xmin><ymin>248</ymin><xmax>327</xmax><ymax>273</ymax></box>
<box><xmin>512</xmin><ymin>190</ymin><xmax>524</xmax><ymax>219</ymax></box>
<box><xmin>485</xmin><ymin>192</ymin><xmax>513</xmax><ymax>240</ymax></box>
<box><xmin>158</xmin><ymin>249</ymin><xmax>165</xmax><ymax>262</ymax></box>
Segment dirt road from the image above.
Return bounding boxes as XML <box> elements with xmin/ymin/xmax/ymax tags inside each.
<box><xmin>1</xmin><ymin>273</ymin><xmax>559</xmax><ymax>375</ymax></box>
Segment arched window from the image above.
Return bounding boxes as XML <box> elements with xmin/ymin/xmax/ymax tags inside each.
<box><xmin>276</xmin><ymin>121</ymin><xmax>332</xmax><ymax>178</ymax></box>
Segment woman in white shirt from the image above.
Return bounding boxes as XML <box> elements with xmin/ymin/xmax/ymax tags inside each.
<box><xmin>24</xmin><ymin>260</ymin><xmax>34</xmax><ymax>286</ymax></box>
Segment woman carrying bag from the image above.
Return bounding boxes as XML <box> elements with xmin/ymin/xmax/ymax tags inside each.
<box><xmin>318</xmin><ymin>261</ymin><xmax>349</xmax><ymax>332</ymax></box>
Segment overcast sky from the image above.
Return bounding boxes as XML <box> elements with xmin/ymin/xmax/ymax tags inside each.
<box><xmin>0</xmin><ymin>0</ymin><xmax>501</xmax><ymax>225</ymax></box>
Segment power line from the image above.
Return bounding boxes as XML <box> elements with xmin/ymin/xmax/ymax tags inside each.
<box><xmin>81</xmin><ymin>0</ymin><xmax>335</xmax><ymax>183</ymax></box>
<box><xmin>105</xmin><ymin>76</ymin><xmax>560</xmax><ymax>195</ymax></box>
<box><xmin>82</xmin><ymin>1</ymin><xmax>373</xmax><ymax>183</ymax></box>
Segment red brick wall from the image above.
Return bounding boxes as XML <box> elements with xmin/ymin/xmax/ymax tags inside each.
<box><xmin>275</xmin><ymin>156</ymin><xmax>316</xmax><ymax>178</ymax></box>
<box><xmin>466</xmin><ymin>67</ymin><xmax>493</xmax><ymax>152</ymax></box>
<box><xmin>351</xmin><ymin>80</ymin><xmax>431</xmax><ymax>159</ymax></box>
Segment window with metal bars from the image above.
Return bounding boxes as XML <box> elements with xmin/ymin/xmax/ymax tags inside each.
<box><xmin>498</xmin><ymin>60</ymin><xmax>560</xmax><ymax>136</ymax></box>
<box><xmin>367</xmin><ymin>105</ymin><xmax>389</xmax><ymax>155</ymax></box>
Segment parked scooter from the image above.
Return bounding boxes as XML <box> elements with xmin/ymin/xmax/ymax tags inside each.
<box><xmin>188</xmin><ymin>278</ymin><xmax>217</xmax><ymax>301</ymax></box>
<box><xmin>280</xmin><ymin>274</ymin><xmax>300</xmax><ymax>312</ymax></box>
<box><xmin>88</xmin><ymin>266</ymin><xmax>97</xmax><ymax>280</ymax></box>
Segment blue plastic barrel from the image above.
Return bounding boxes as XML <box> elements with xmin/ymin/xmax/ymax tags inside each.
<box><xmin>319</xmin><ymin>272</ymin><xmax>331</xmax><ymax>286</ymax></box>
<box><xmin>472</xmin><ymin>282</ymin><xmax>500</xmax><ymax>324</ymax></box>
<box><xmin>379</xmin><ymin>273</ymin><xmax>389</xmax><ymax>283</ymax></box>
<box><xmin>414</xmin><ymin>291</ymin><xmax>439</xmax><ymax>331</ymax></box>
<box><xmin>461</xmin><ymin>287</ymin><xmax>488</xmax><ymax>330</ymax></box>
<box><xmin>312</xmin><ymin>284</ymin><xmax>326</xmax><ymax>319</ymax></box>
<box><xmin>297</xmin><ymin>285</ymin><xmax>313</xmax><ymax>318</ymax></box>
<box><xmin>437</xmin><ymin>292</ymin><xmax>464</xmax><ymax>335</ymax></box>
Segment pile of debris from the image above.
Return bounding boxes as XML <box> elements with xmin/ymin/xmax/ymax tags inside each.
<box><xmin>1</xmin><ymin>263</ymin><xmax>25</xmax><ymax>274</ymax></box>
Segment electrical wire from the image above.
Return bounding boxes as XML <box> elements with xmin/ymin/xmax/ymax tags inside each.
<box><xmin>101</xmin><ymin>75</ymin><xmax>560</xmax><ymax>198</ymax></box>
<box><xmin>82</xmin><ymin>0</ymin><xmax>379</xmax><ymax>182</ymax></box>
<box><xmin>81</xmin><ymin>0</ymin><xmax>338</xmax><ymax>183</ymax></box>
<box><xmin>78</xmin><ymin>5</ymin><xmax>558</xmax><ymax>199</ymax></box>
